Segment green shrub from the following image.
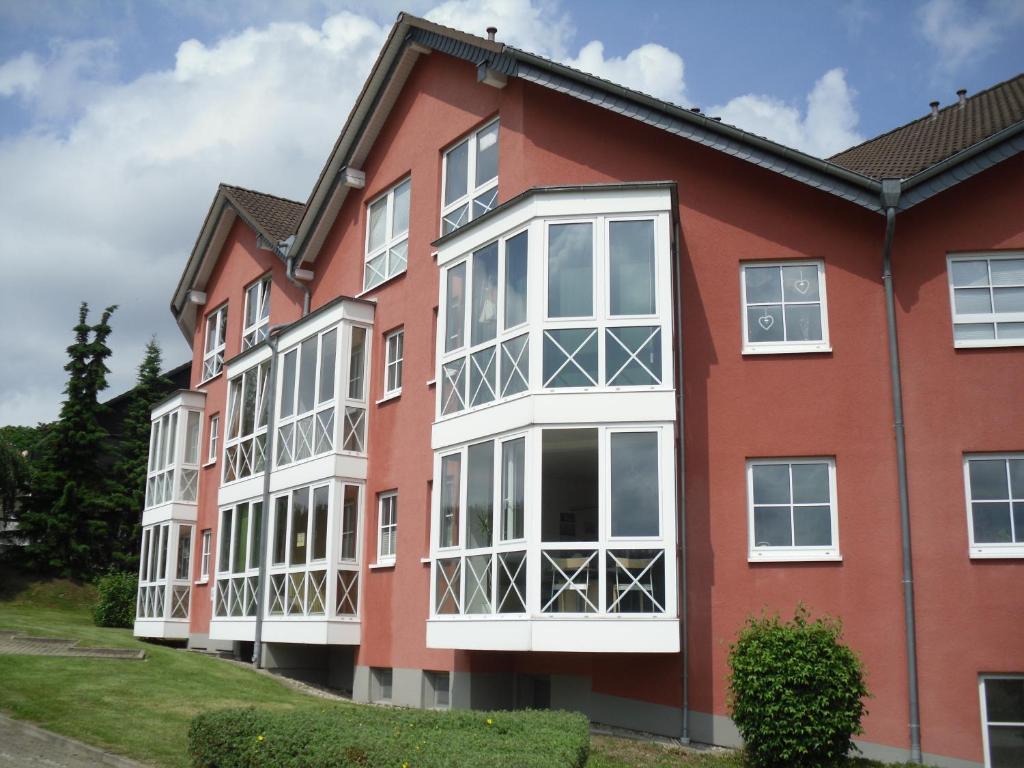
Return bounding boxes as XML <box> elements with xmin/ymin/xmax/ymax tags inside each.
<box><xmin>92</xmin><ymin>571</ymin><xmax>137</xmax><ymax>628</ymax></box>
<box><xmin>189</xmin><ymin>704</ymin><xmax>590</xmax><ymax>768</ymax></box>
<box><xmin>728</xmin><ymin>606</ymin><xmax>869</xmax><ymax>768</ymax></box>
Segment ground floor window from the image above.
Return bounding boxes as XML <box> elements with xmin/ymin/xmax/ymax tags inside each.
<box><xmin>981</xmin><ymin>676</ymin><xmax>1024</xmax><ymax>768</ymax></box>
<box><xmin>372</xmin><ymin>667</ymin><xmax>393</xmax><ymax>702</ymax></box>
<box><xmin>425</xmin><ymin>671</ymin><xmax>450</xmax><ymax>709</ymax></box>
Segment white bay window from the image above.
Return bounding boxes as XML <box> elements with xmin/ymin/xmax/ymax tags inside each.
<box><xmin>276</xmin><ymin>327</ymin><xmax>339</xmax><ymax>466</ymax></box>
<box><xmin>214</xmin><ymin>500</ymin><xmax>262</xmax><ymax>618</ymax></box>
<box><xmin>223</xmin><ymin>361</ymin><xmax>270</xmax><ymax>482</ymax></box>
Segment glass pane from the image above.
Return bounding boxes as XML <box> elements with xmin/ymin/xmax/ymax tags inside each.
<box><xmin>548</xmin><ymin>223</ymin><xmax>593</xmax><ymax>317</ymax></box>
<box><xmin>272</xmin><ymin>497</ymin><xmax>287</xmax><ymax>565</ymax></box>
<box><xmin>391</xmin><ymin>179</ymin><xmax>410</xmax><ymax>237</ymax></box>
<box><xmin>157</xmin><ymin>526</ymin><xmax>168</xmax><ymax>580</ymax></box>
<box><xmin>988</xmin><ymin>725</ymin><xmax>1024</xmax><ymax>768</ymax></box>
<box><xmin>973</xmin><ymin>502</ymin><xmax>1012</xmax><ymax>543</ymax></box>
<box><xmin>435</xmin><ymin>558</ymin><xmax>461</xmax><ymax>614</ymax></box>
<box><xmin>745</xmin><ymin>265</ymin><xmax>782</xmax><ymax>303</ymax></box>
<box><xmin>971</xmin><ymin>459</ymin><xmax>1010</xmax><ymax>499</ymax></box>
<box><xmin>951</xmin><ymin>260</ymin><xmax>989</xmax><ymax>287</ymax></box>
<box><xmin>280</xmin><ymin>350</ymin><xmax>296</xmax><ymax>418</ymax></box>
<box><xmin>500</xmin><ymin>334</ymin><xmax>529</xmax><ymax>397</ymax></box>
<box><xmin>471</xmin><ymin>242</ymin><xmax>499</xmax><ymax>345</ymax></box>
<box><xmin>290</xmin><ymin>488</ymin><xmax>309</xmax><ymax>565</ymax></box>
<box><xmin>164</xmin><ymin>413</ymin><xmax>177</xmax><ymax>468</ymax></box>
<box><xmin>792</xmin><ymin>463</ymin><xmax>830</xmax><ymax>503</ymax></box>
<box><xmin>793</xmin><ymin>505</ymin><xmax>832</xmax><ymax>546</ymax></box>
<box><xmin>312</xmin><ymin>486</ymin><xmax>328</xmax><ymax>560</ymax></box>
<box><xmin>609</xmin><ymin>220</ymin><xmax>656</xmax><ymax>315</ymax></box>
<box><xmin>441</xmin><ymin>359</ymin><xmax>466</xmax><ymax>415</ymax></box>
<box><xmin>497</xmin><ymin>551</ymin><xmax>526</xmax><ymax>613</ymax></box>
<box><xmin>368</xmin><ymin>196</ymin><xmax>387</xmax><ymax>252</ymax></box>
<box><xmin>994</xmin><ymin>287</ymin><xmax>1024</xmax><ymax>313</ymax></box>
<box><xmin>467</xmin><ymin>441</ymin><xmax>494</xmax><ymax>549</ymax></box>
<box><xmin>364</xmin><ymin>253</ymin><xmax>385</xmax><ymax>289</ymax></box>
<box><xmin>752</xmin><ymin>464</ymin><xmax>791</xmax><ymax>504</ymax></box>
<box><xmin>445</xmin><ymin>263</ymin><xmax>466</xmax><ymax>352</ymax></box>
<box><xmin>298</xmin><ymin>337</ymin><xmax>317</xmax><ymax>414</ymax></box>
<box><xmin>176</xmin><ymin>526</ymin><xmax>192</xmax><ymax>580</ymax></box>
<box><xmin>542</xmin><ymin>429</ymin><xmax>599</xmax><ymax>542</ymax></box>
<box><xmin>501</xmin><ymin>438</ymin><xmax>525</xmax><ymax>541</ymax></box>
<box><xmin>986</xmin><ymin>678</ymin><xmax>1024</xmax><ymax>722</ymax></box>
<box><xmin>955</xmin><ymin>288</ymin><xmax>993</xmax><ymax>314</ymax></box>
<box><xmin>348</xmin><ymin>327</ymin><xmax>366</xmax><ymax>400</ymax></box>
<box><xmin>473</xmin><ymin>189</ymin><xmax>497</xmax><ymax>220</ymax></box>
<box><xmin>475</xmin><ymin>121</ymin><xmax>499</xmax><ymax>185</ymax></box>
<box><xmin>754</xmin><ymin>506</ymin><xmax>792</xmax><ymax>547</ymax></box>
<box><xmin>541</xmin><ymin>549</ymin><xmax>598</xmax><ymax>613</ymax></box>
<box><xmin>388</xmin><ymin>240</ymin><xmax>408</xmax><ymax>277</ymax></box>
<box><xmin>249</xmin><ymin>502</ymin><xmax>262</xmax><ymax>570</ymax></box>
<box><xmin>543</xmin><ymin>328</ymin><xmax>598</xmax><ymax>387</ymax></box>
<box><xmin>318</xmin><ymin>329</ymin><xmax>337</xmax><ymax>404</ymax></box>
<box><xmin>955</xmin><ymin>322</ymin><xmax>996</xmax><ymax>340</ymax></box>
<box><xmin>241</xmin><ymin>372</ymin><xmax>256</xmax><ymax>436</ymax></box>
<box><xmin>465</xmin><ymin>554</ymin><xmax>492</xmax><ymax>614</ymax></box>
<box><xmin>998</xmin><ymin>322</ymin><xmax>1024</xmax><ymax>339</ymax></box>
<box><xmin>341</xmin><ymin>485</ymin><xmax>359</xmax><ymax>561</ymax></box>
<box><xmin>606</xmin><ymin>549</ymin><xmax>665</xmax><ymax>613</ymax></box>
<box><xmin>747</xmin><ymin>305</ymin><xmax>785</xmax><ymax>343</ymax></box>
<box><xmin>440</xmin><ymin>454</ymin><xmax>461</xmax><ymax>548</ymax></box>
<box><xmin>184</xmin><ymin>411</ymin><xmax>200</xmax><ymax>464</ymax></box>
<box><xmin>442</xmin><ymin>203</ymin><xmax>469</xmax><ymax>235</ymax></box>
<box><xmin>218</xmin><ymin>510</ymin><xmax>232</xmax><ymax>572</ymax></box>
<box><xmin>784</xmin><ymin>305</ymin><xmax>823</xmax><ymax>341</ymax></box>
<box><xmin>1010</xmin><ymin>459</ymin><xmax>1024</xmax><ymax>497</ymax></box>
<box><xmin>782</xmin><ymin>264</ymin><xmax>821</xmax><ymax>301</ymax></box>
<box><xmin>469</xmin><ymin>347</ymin><xmax>496</xmax><ymax>407</ymax></box>
<box><xmin>232</xmin><ymin>504</ymin><xmax>249</xmax><ymax>574</ymax></box>
<box><xmin>606</xmin><ymin>327</ymin><xmax>661</xmax><ymax>385</ymax></box>
<box><xmin>444</xmin><ymin>140</ymin><xmax>468</xmax><ymax>205</ymax></box>
<box><xmin>504</xmin><ymin>230</ymin><xmax>528</xmax><ymax>329</ymax></box>
<box><xmin>245</xmin><ymin>282</ymin><xmax>259</xmax><ymax>327</ymax></box>
<box><xmin>610</xmin><ymin>433</ymin><xmax>659</xmax><ymax>536</ymax></box>
<box><xmin>990</xmin><ymin>259</ymin><xmax>1024</xmax><ymax>285</ymax></box>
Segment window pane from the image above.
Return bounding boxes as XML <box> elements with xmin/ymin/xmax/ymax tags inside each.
<box><xmin>471</xmin><ymin>242</ymin><xmax>499</xmax><ymax>345</ymax></box>
<box><xmin>219</xmin><ymin>510</ymin><xmax>232</xmax><ymax>572</ymax></box>
<box><xmin>752</xmin><ymin>464</ymin><xmax>790</xmax><ymax>504</ymax></box>
<box><xmin>442</xmin><ymin>203</ymin><xmax>469</xmax><ymax>235</ymax></box>
<box><xmin>469</xmin><ymin>347</ymin><xmax>496</xmax><ymax>407</ymax></box>
<box><xmin>440</xmin><ymin>359</ymin><xmax>466</xmax><ymax>415</ymax></box>
<box><xmin>610</xmin><ymin>433</ymin><xmax>659</xmax><ymax>537</ymax></box>
<box><xmin>609</xmin><ymin>220</ymin><xmax>656</xmax><ymax>315</ymax></box>
<box><xmin>970</xmin><ymin>459</ymin><xmax>1009</xmax><ymax>499</ymax></box>
<box><xmin>745</xmin><ymin>266</ymin><xmax>782</xmax><ymax>303</ymax></box>
<box><xmin>245</xmin><ymin>283</ymin><xmax>259</xmax><ymax>327</ymax></box>
<box><xmin>368</xmin><ymin>197</ymin><xmax>387</xmax><ymax>252</ymax></box>
<box><xmin>504</xmin><ymin>231</ymin><xmax>528</xmax><ymax>328</ymax></box>
<box><xmin>500</xmin><ymin>334</ymin><xmax>529</xmax><ymax>397</ymax></box>
<box><xmin>290</xmin><ymin>489</ymin><xmax>308</xmax><ymax>565</ymax></box>
<box><xmin>973</xmin><ymin>502</ymin><xmax>1012</xmax><ymax>543</ymax></box>
<box><xmin>990</xmin><ymin>259</ymin><xmax>1024</xmax><ymax>285</ymax></box>
<box><xmin>444</xmin><ymin>140</ymin><xmax>468</xmax><ymax>205</ymax></box>
<box><xmin>606</xmin><ymin>327</ymin><xmax>661</xmax><ymax>385</ymax></box>
<box><xmin>543</xmin><ymin>328</ymin><xmax>598</xmax><ymax>387</ymax></box>
<box><xmin>754</xmin><ymin>506</ymin><xmax>792</xmax><ymax>546</ymax></box>
<box><xmin>782</xmin><ymin>265</ymin><xmax>820</xmax><ymax>301</ymax></box>
<box><xmin>184</xmin><ymin>410</ymin><xmax>201</xmax><ymax>464</ymax></box>
<box><xmin>784</xmin><ymin>305</ymin><xmax>823</xmax><ymax>341</ymax></box>
<box><xmin>1010</xmin><ymin>459</ymin><xmax>1024</xmax><ymax>497</ymax></box>
<box><xmin>501</xmin><ymin>438</ymin><xmax>525</xmax><ymax>540</ymax></box>
<box><xmin>951</xmin><ymin>260</ymin><xmax>988</xmax><ymax>287</ymax></box>
<box><xmin>548</xmin><ymin>223</ymin><xmax>593</xmax><ymax>317</ymax></box>
<box><xmin>341</xmin><ymin>485</ymin><xmax>358</xmax><ymax>561</ymax></box>
<box><xmin>445</xmin><ymin>263</ymin><xmax>466</xmax><ymax>352</ymax></box>
<box><xmin>989</xmin><ymin>725</ymin><xmax>1024</xmax><ymax>767</ymax></box>
<box><xmin>440</xmin><ymin>454</ymin><xmax>461</xmax><ymax>548</ymax></box>
<box><xmin>986</xmin><ymin>678</ymin><xmax>1024</xmax><ymax>722</ymax></box>
<box><xmin>298</xmin><ymin>337</ymin><xmax>317</xmax><ymax>414</ymax></box>
<box><xmin>249</xmin><ymin>502</ymin><xmax>262</xmax><ymax>570</ymax></box>
<box><xmin>792</xmin><ymin>463</ymin><xmax>830</xmax><ymax>503</ymax></box>
<box><xmin>747</xmin><ymin>305</ymin><xmax>785</xmax><ymax>342</ymax></box>
<box><xmin>1014</xmin><ymin>501</ymin><xmax>1023</xmax><ymax>542</ymax></box>
<box><xmin>542</xmin><ymin>429</ymin><xmax>598</xmax><ymax>542</ymax></box>
<box><xmin>176</xmin><ymin>526</ymin><xmax>192</xmax><ymax>579</ymax></box>
<box><xmin>280</xmin><ymin>350</ymin><xmax>296</xmax><ymax>418</ymax></box>
<box><xmin>318</xmin><ymin>330</ymin><xmax>337</xmax><ymax>404</ymax></box>
<box><xmin>365</xmin><ymin>253</ymin><xmax>385</xmax><ymax>289</ymax></box>
<box><xmin>793</xmin><ymin>505</ymin><xmax>832</xmax><ymax>546</ymax></box>
<box><xmin>158</xmin><ymin>526</ymin><xmax>168</xmax><ymax>579</ymax></box>
<box><xmin>348</xmin><ymin>327</ymin><xmax>366</xmax><ymax>400</ymax></box>
<box><xmin>994</xmin><ymin>287</ymin><xmax>1024</xmax><ymax>313</ymax></box>
<box><xmin>312</xmin><ymin>486</ymin><xmax>328</xmax><ymax>561</ymax></box>
<box><xmin>955</xmin><ymin>288</ymin><xmax>993</xmax><ymax>314</ymax></box>
<box><xmin>232</xmin><ymin>504</ymin><xmax>249</xmax><ymax>574</ymax></box>
<box><xmin>272</xmin><ymin>497</ymin><xmax>287</xmax><ymax>565</ymax></box>
<box><xmin>475</xmin><ymin>122</ymin><xmax>499</xmax><ymax>186</ymax></box>
<box><xmin>998</xmin><ymin>322</ymin><xmax>1024</xmax><ymax>339</ymax></box>
<box><xmin>392</xmin><ymin>179</ymin><xmax>410</xmax><ymax>237</ymax></box>
<box><xmin>467</xmin><ymin>441</ymin><xmax>494</xmax><ymax>549</ymax></box>
<box><xmin>242</xmin><ymin>372</ymin><xmax>256</xmax><ymax>436</ymax></box>
<box><xmin>954</xmin><ymin>322</ymin><xmax>995</xmax><ymax>340</ymax></box>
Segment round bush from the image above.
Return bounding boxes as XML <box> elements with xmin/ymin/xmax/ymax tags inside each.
<box><xmin>93</xmin><ymin>571</ymin><xmax>138</xmax><ymax>628</ymax></box>
<box><xmin>727</xmin><ymin>606</ymin><xmax>868</xmax><ymax>768</ymax></box>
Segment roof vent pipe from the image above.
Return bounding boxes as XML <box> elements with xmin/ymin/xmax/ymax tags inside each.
<box><xmin>486</xmin><ymin>26</ymin><xmax>497</xmax><ymax>41</ymax></box>
<box><xmin>957</xmin><ymin>88</ymin><xmax>967</xmax><ymax>107</ymax></box>
<box><xmin>929</xmin><ymin>100</ymin><xmax>940</xmax><ymax>119</ymax></box>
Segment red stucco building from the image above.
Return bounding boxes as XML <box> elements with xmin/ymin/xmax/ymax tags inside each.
<box><xmin>133</xmin><ymin>15</ymin><xmax>1024</xmax><ymax>767</ymax></box>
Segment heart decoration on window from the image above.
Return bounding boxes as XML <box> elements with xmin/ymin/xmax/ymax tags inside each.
<box><xmin>794</xmin><ymin>278</ymin><xmax>811</xmax><ymax>294</ymax></box>
<box><xmin>758</xmin><ymin>314</ymin><xmax>775</xmax><ymax>330</ymax></box>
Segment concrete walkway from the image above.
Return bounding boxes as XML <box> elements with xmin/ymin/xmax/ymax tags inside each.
<box><xmin>0</xmin><ymin>631</ymin><xmax>144</xmax><ymax>660</ymax></box>
<box><xmin>0</xmin><ymin>714</ymin><xmax>146</xmax><ymax>768</ymax></box>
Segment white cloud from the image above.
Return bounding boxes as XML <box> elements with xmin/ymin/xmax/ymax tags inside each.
<box><xmin>711</xmin><ymin>68</ymin><xmax>863</xmax><ymax>158</ymax></box>
<box><xmin>426</xmin><ymin>0</ymin><xmax>574</xmax><ymax>59</ymax></box>
<box><xmin>0</xmin><ymin>52</ymin><xmax>43</xmax><ymax>97</ymax></box>
<box><xmin>565</xmin><ymin>41</ymin><xmax>686</xmax><ymax>105</ymax></box>
<box><xmin>0</xmin><ymin>39</ymin><xmax>119</xmax><ymax>120</ymax></box>
<box><xmin>918</xmin><ymin>0</ymin><xmax>1024</xmax><ymax>71</ymax></box>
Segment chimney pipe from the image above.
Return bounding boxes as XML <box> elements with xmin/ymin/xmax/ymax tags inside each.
<box><xmin>486</xmin><ymin>26</ymin><xmax>497</xmax><ymax>41</ymax></box>
<box><xmin>957</xmin><ymin>88</ymin><xmax>967</xmax><ymax>107</ymax></box>
<box><xmin>929</xmin><ymin>100</ymin><xmax>940</xmax><ymax>119</ymax></box>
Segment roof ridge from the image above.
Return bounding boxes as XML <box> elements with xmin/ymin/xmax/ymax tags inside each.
<box><xmin>219</xmin><ymin>182</ymin><xmax>305</xmax><ymax>208</ymax></box>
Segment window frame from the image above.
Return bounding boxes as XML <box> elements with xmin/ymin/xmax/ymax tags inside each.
<box><xmin>739</xmin><ymin>260</ymin><xmax>831</xmax><ymax>355</ymax></box>
<box><xmin>363</xmin><ymin>176</ymin><xmax>411</xmax><ymax>291</ymax></box>
<box><xmin>440</xmin><ymin>118</ymin><xmax>499</xmax><ymax>235</ymax></box>
<box><xmin>383</xmin><ymin>328</ymin><xmax>404</xmax><ymax>398</ymax></box>
<box><xmin>242</xmin><ymin>275</ymin><xmax>271</xmax><ymax>350</ymax></box>
<box><xmin>201</xmin><ymin>304</ymin><xmax>229</xmax><ymax>382</ymax></box>
<box><xmin>222</xmin><ymin>361</ymin><xmax>271</xmax><ymax>484</ymax></box>
<box><xmin>947</xmin><ymin>252</ymin><xmax>1024</xmax><ymax>348</ymax></box>
<box><xmin>199</xmin><ymin>529</ymin><xmax>211</xmax><ymax>582</ymax></box>
<box><xmin>746</xmin><ymin>457</ymin><xmax>841</xmax><ymax>562</ymax></box>
<box><xmin>963</xmin><ymin>453</ymin><xmax>1024</xmax><ymax>558</ymax></box>
<box><xmin>377</xmin><ymin>491</ymin><xmax>398</xmax><ymax>564</ymax></box>
<box><xmin>979</xmin><ymin>674</ymin><xmax>1024</xmax><ymax>768</ymax></box>
<box><xmin>207</xmin><ymin>414</ymin><xmax>219</xmax><ymax>464</ymax></box>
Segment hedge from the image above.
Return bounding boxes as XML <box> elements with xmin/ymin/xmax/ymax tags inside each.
<box><xmin>189</xmin><ymin>704</ymin><xmax>590</xmax><ymax>768</ymax></box>
<box><xmin>92</xmin><ymin>571</ymin><xmax>138</xmax><ymax>628</ymax></box>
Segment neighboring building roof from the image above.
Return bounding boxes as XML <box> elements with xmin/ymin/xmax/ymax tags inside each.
<box><xmin>219</xmin><ymin>184</ymin><xmax>305</xmax><ymax>245</ymax></box>
<box><xmin>830</xmin><ymin>73</ymin><xmax>1024</xmax><ymax>179</ymax></box>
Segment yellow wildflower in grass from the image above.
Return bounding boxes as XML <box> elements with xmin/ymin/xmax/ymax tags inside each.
<box><xmin>256</xmin><ymin>735</ymin><xmax>265</xmax><ymax>742</ymax></box>
<box><xmin>485</xmin><ymin>718</ymin><xmax>494</xmax><ymax>726</ymax></box>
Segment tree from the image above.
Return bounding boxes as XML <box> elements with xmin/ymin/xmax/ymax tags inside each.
<box><xmin>19</xmin><ymin>302</ymin><xmax>118</xmax><ymax>578</ymax></box>
<box><xmin>0</xmin><ymin>437</ymin><xmax>28</xmax><ymax>529</ymax></box>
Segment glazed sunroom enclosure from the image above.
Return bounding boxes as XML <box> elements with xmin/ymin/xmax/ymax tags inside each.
<box><xmin>427</xmin><ymin>185</ymin><xmax>681</xmax><ymax>654</ymax></box>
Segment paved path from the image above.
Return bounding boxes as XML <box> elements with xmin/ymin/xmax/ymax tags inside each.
<box><xmin>0</xmin><ymin>714</ymin><xmax>146</xmax><ymax>768</ymax></box>
<box><xmin>0</xmin><ymin>631</ymin><xmax>143</xmax><ymax>659</ymax></box>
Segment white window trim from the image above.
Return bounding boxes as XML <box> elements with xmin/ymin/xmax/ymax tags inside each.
<box><xmin>746</xmin><ymin>457</ymin><xmax>841</xmax><ymax>562</ymax></box>
<box><xmin>948</xmin><ymin>252</ymin><xmax>1024</xmax><ymax>348</ymax></box>
<box><xmin>201</xmin><ymin>304</ymin><xmax>228</xmax><ymax>382</ymax></box>
<box><xmin>364</xmin><ymin>177</ymin><xmax>411</xmax><ymax>291</ymax></box>
<box><xmin>207</xmin><ymin>414</ymin><xmax>220</xmax><ymax>464</ymax></box>
<box><xmin>963</xmin><ymin>453</ymin><xmax>1024</xmax><ymax>559</ymax></box>
<box><xmin>241</xmin><ymin>276</ymin><xmax>271</xmax><ymax>351</ymax></box>
<box><xmin>440</xmin><ymin>118</ymin><xmax>499</xmax><ymax>236</ymax></box>
<box><xmin>198</xmin><ymin>529</ymin><xmax>211</xmax><ymax>583</ymax></box>
<box><xmin>384</xmin><ymin>328</ymin><xmax>404</xmax><ymax>398</ymax></box>
<box><xmin>979</xmin><ymin>674</ymin><xmax>1024</xmax><ymax>768</ymax></box>
<box><xmin>376</xmin><ymin>491</ymin><xmax>398</xmax><ymax>564</ymax></box>
<box><xmin>740</xmin><ymin>260</ymin><xmax>831</xmax><ymax>355</ymax></box>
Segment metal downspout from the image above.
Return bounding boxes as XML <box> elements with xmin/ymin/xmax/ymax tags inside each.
<box><xmin>285</xmin><ymin>253</ymin><xmax>311</xmax><ymax>316</ymax></box>
<box><xmin>672</xmin><ymin>214</ymin><xmax>689</xmax><ymax>745</ymax></box>
<box><xmin>880</xmin><ymin>178</ymin><xmax>922</xmax><ymax>763</ymax></box>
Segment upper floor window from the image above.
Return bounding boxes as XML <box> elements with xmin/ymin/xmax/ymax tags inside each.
<box><xmin>276</xmin><ymin>328</ymin><xmax>339</xmax><ymax>466</ymax></box>
<box><xmin>199</xmin><ymin>529</ymin><xmax>211</xmax><ymax>581</ymax></box>
<box><xmin>441</xmin><ymin>120</ymin><xmax>498</xmax><ymax>235</ymax></box>
<box><xmin>964</xmin><ymin>454</ymin><xmax>1024</xmax><ymax>558</ymax></box>
<box><xmin>145</xmin><ymin>409</ymin><xmax>202</xmax><ymax>507</ymax></box>
<box><xmin>384</xmin><ymin>329</ymin><xmax>404</xmax><ymax>397</ymax></box>
<box><xmin>242</xmin><ymin>277</ymin><xmax>271</xmax><ymax>350</ymax></box>
<box><xmin>746</xmin><ymin>458</ymin><xmax>839</xmax><ymax>562</ymax></box>
<box><xmin>365</xmin><ymin>178</ymin><xmax>410</xmax><ymax>291</ymax></box>
<box><xmin>202</xmin><ymin>304</ymin><xmax>228</xmax><ymax>380</ymax></box>
<box><xmin>207</xmin><ymin>414</ymin><xmax>219</xmax><ymax>463</ymax></box>
<box><xmin>378</xmin><ymin>492</ymin><xmax>398</xmax><ymax>563</ymax></box>
<box><xmin>948</xmin><ymin>254</ymin><xmax>1024</xmax><ymax>347</ymax></box>
<box><xmin>741</xmin><ymin>261</ymin><xmax>830</xmax><ymax>354</ymax></box>
<box><xmin>223</xmin><ymin>362</ymin><xmax>270</xmax><ymax>483</ymax></box>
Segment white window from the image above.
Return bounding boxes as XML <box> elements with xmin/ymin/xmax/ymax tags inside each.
<box><xmin>980</xmin><ymin>675</ymin><xmax>1024</xmax><ymax>768</ymax></box>
<box><xmin>378</xmin><ymin>492</ymin><xmax>397</xmax><ymax>562</ymax></box>
<box><xmin>384</xmin><ymin>329</ymin><xmax>404</xmax><ymax>397</ymax></box>
<box><xmin>275</xmin><ymin>327</ymin><xmax>341</xmax><ymax>466</ymax></box>
<box><xmin>948</xmin><ymin>253</ymin><xmax>1024</xmax><ymax>347</ymax></box>
<box><xmin>208</xmin><ymin>415</ymin><xmax>219</xmax><ymax>463</ymax></box>
<box><xmin>242</xmin><ymin>276</ymin><xmax>271</xmax><ymax>350</ymax></box>
<box><xmin>964</xmin><ymin>454</ymin><xmax>1024</xmax><ymax>558</ymax></box>
<box><xmin>213</xmin><ymin>500</ymin><xmax>262</xmax><ymax>618</ymax></box>
<box><xmin>364</xmin><ymin>178</ymin><xmax>410</xmax><ymax>290</ymax></box>
<box><xmin>202</xmin><ymin>304</ymin><xmax>228</xmax><ymax>380</ymax></box>
<box><xmin>199</xmin><ymin>529</ymin><xmax>211</xmax><ymax>581</ymax></box>
<box><xmin>741</xmin><ymin>261</ymin><xmax>830</xmax><ymax>354</ymax></box>
<box><xmin>441</xmin><ymin>119</ymin><xmax>498</xmax><ymax>234</ymax></box>
<box><xmin>223</xmin><ymin>361</ymin><xmax>270</xmax><ymax>483</ymax></box>
<box><xmin>746</xmin><ymin>458</ymin><xmax>840</xmax><ymax>561</ymax></box>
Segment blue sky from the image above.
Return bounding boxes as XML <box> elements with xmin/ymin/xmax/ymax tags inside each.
<box><xmin>0</xmin><ymin>0</ymin><xmax>1022</xmax><ymax>426</ymax></box>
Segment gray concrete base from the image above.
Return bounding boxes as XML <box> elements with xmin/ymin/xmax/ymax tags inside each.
<box><xmin>186</xmin><ymin>632</ymin><xmax>233</xmax><ymax>653</ymax></box>
<box><xmin>260</xmin><ymin>642</ymin><xmax>355</xmax><ymax>694</ymax></box>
